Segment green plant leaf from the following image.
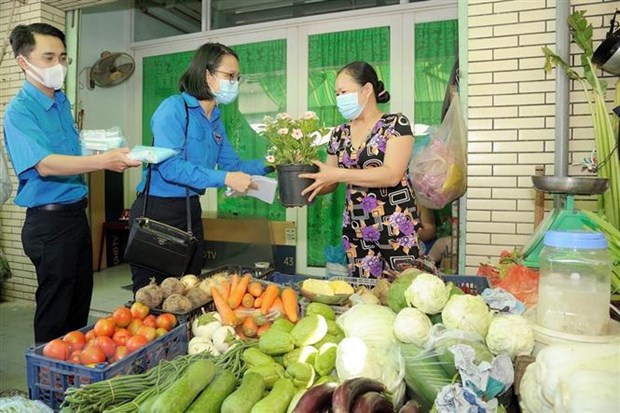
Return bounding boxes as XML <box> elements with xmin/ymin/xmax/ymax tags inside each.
<box><xmin>568</xmin><ymin>10</ymin><xmax>593</xmax><ymax>57</ymax></box>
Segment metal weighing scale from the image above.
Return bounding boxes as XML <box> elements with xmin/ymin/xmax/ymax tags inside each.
<box><xmin>521</xmin><ymin>176</ymin><xmax>609</xmax><ymax>268</ymax></box>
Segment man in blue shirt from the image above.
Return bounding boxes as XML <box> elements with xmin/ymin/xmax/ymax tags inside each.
<box><xmin>3</xmin><ymin>23</ymin><xmax>141</xmax><ymax>343</ymax></box>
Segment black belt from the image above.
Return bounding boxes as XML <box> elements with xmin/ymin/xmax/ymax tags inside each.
<box><xmin>32</xmin><ymin>198</ymin><xmax>88</xmax><ymax>212</ymax></box>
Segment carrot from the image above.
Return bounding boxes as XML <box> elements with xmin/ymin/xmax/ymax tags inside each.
<box><xmin>242</xmin><ymin>293</ymin><xmax>255</xmax><ymax>308</ymax></box>
<box><xmin>230</xmin><ymin>274</ymin><xmax>240</xmax><ymax>297</ymax></box>
<box><xmin>211</xmin><ymin>286</ymin><xmax>238</xmax><ymax>326</ymax></box>
<box><xmin>260</xmin><ymin>284</ymin><xmax>280</xmax><ymax>314</ymax></box>
<box><xmin>253</xmin><ymin>295</ymin><xmax>263</xmax><ymax>309</ymax></box>
<box><xmin>229</xmin><ymin>274</ymin><xmax>251</xmax><ymax>309</ymax></box>
<box><xmin>248</xmin><ymin>282</ymin><xmax>263</xmax><ymax>298</ymax></box>
<box><xmin>257</xmin><ymin>323</ymin><xmax>271</xmax><ymax>337</ymax></box>
<box><xmin>214</xmin><ymin>280</ymin><xmax>231</xmax><ymax>301</ymax></box>
<box><xmin>242</xmin><ymin>316</ymin><xmax>258</xmax><ymax>338</ymax></box>
<box><xmin>281</xmin><ymin>287</ymin><xmax>299</xmax><ymax>323</ymax></box>
<box><xmin>269</xmin><ymin>296</ymin><xmax>284</xmax><ymax>316</ymax></box>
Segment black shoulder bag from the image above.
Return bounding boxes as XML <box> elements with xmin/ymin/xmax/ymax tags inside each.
<box><xmin>124</xmin><ymin>102</ymin><xmax>198</xmax><ymax>275</ymax></box>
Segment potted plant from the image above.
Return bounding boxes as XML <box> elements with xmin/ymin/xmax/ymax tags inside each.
<box><xmin>260</xmin><ymin>111</ymin><xmax>330</xmax><ymax>207</ymax></box>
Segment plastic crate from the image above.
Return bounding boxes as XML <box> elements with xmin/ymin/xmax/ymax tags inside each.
<box><xmin>299</xmin><ymin>276</ymin><xmax>378</xmax><ymax>317</ymax></box>
<box><xmin>441</xmin><ymin>275</ymin><xmax>490</xmax><ymax>295</ymax></box>
<box><xmin>26</xmin><ymin>322</ymin><xmax>187</xmax><ymax>411</ymax></box>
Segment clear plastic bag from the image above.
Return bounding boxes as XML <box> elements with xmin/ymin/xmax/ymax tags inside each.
<box><xmin>411</xmin><ymin>91</ymin><xmax>467</xmax><ymax>209</ymax></box>
<box><xmin>1</xmin><ymin>148</ymin><xmax>12</xmax><ymax>205</ymax></box>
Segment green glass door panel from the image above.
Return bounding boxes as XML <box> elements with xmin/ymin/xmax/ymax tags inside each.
<box><xmin>307</xmin><ymin>27</ymin><xmax>391</xmax><ymax>267</ymax></box>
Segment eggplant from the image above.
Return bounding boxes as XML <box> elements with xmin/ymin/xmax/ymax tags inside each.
<box><xmin>351</xmin><ymin>392</ymin><xmax>393</xmax><ymax>413</ymax></box>
<box><xmin>293</xmin><ymin>382</ymin><xmax>338</xmax><ymax>413</ymax></box>
<box><xmin>398</xmin><ymin>400</ymin><xmax>422</xmax><ymax>413</ymax></box>
<box><xmin>332</xmin><ymin>377</ymin><xmax>386</xmax><ymax>413</ymax></box>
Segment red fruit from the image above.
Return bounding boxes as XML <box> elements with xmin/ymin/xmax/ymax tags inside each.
<box><xmin>127</xmin><ymin>319</ymin><xmax>143</xmax><ymax>336</ymax></box>
<box><xmin>142</xmin><ymin>314</ymin><xmax>157</xmax><ymax>328</ymax></box>
<box><xmin>69</xmin><ymin>350</ymin><xmax>82</xmax><ymax>364</ymax></box>
<box><xmin>94</xmin><ymin>336</ymin><xmax>116</xmax><ymax>358</ymax></box>
<box><xmin>126</xmin><ymin>334</ymin><xmax>148</xmax><ymax>353</ymax></box>
<box><xmin>112</xmin><ymin>328</ymin><xmax>131</xmax><ymax>347</ymax></box>
<box><xmin>137</xmin><ymin>325</ymin><xmax>157</xmax><ymax>343</ymax></box>
<box><xmin>155</xmin><ymin>328</ymin><xmax>167</xmax><ymax>338</ymax></box>
<box><xmin>112</xmin><ymin>307</ymin><xmax>132</xmax><ymax>328</ymax></box>
<box><xmin>63</xmin><ymin>330</ymin><xmax>86</xmax><ymax>352</ymax></box>
<box><xmin>80</xmin><ymin>345</ymin><xmax>107</xmax><ymax>365</ymax></box>
<box><xmin>85</xmin><ymin>329</ymin><xmax>96</xmax><ymax>342</ymax></box>
<box><xmin>113</xmin><ymin>346</ymin><xmax>129</xmax><ymax>362</ymax></box>
<box><xmin>130</xmin><ymin>302</ymin><xmax>149</xmax><ymax>320</ymax></box>
<box><xmin>94</xmin><ymin>319</ymin><xmax>116</xmax><ymax>337</ymax></box>
<box><xmin>155</xmin><ymin>314</ymin><xmax>174</xmax><ymax>331</ymax></box>
<box><xmin>43</xmin><ymin>339</ymin><xmax>71</xmax><ymax>361</ymax></box>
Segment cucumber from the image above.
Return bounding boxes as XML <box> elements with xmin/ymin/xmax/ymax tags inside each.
<box><xmin>149</xmin><ymin>359</ymin><xmax>215</xmax><ymax>413</ymax></box>
<box><xmin>251</xmin><ymin>378</ymin><xmax>296</xmax><ymax>413</ymax></box>
<box><xmin>185</xmin><ymin>369</ymin><xmax>237</xmax><ymax>413</ymax></box>
<box><xmin>221</xmin><ymin>372</ymin><xmax>265</xmax><ymax>413</ymax></box>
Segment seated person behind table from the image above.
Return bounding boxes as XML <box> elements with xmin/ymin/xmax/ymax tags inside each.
<box><xmin>417</xmin><ymin>206</ymin><xmax>451</xmax><ymax>266</ymax></box>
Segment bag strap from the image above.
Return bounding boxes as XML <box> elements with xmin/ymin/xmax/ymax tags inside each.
<box><xmin>142</xmin><ymin>99</ymin><xmax>193</xmax><ymax>235</ymax></box>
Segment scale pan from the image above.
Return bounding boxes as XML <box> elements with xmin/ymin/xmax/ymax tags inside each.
<box><xmin>532</xmin><ymin>176</ymin><xmax>609</xmax><ymax>195</ymax></box>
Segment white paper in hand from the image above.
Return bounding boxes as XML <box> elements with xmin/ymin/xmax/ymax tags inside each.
<box><xmin>225</xmin><ymin>175</ymin><xmax>277</xmax><ymax>204</ymax></box>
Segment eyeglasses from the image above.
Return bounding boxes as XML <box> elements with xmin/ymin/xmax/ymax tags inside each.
<box><xmin>212</xmin><ymin>70</ymin><xmax>243</xmax><ymax>84</ymax></box>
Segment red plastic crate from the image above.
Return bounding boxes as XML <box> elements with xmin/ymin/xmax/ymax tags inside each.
<box><xmin>26</xmin><ymin>322</ymin><xmax>187</xmax><ymax>411</ymax></box>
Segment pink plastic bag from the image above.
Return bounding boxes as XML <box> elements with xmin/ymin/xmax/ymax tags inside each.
<box><xmin>411</xmin><ymin>91</ymin><xmax>467</xmax><ymax>209</ymax></box>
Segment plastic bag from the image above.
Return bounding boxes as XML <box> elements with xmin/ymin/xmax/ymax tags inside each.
<box><xmin>1</xmin><ymin>148</ymin><xmax>12</xmax><ymax>204</ymax></box>
<box><xmin>0</xmin><ymin>395</ymin><xmax>53</xmax><ymax>413</ymax></box>
<box><xmin>127</xmin><ymin>145</ymin><xmax>178</xmax><ymax>164</ymax></box>
<box><xmin>411</xmin><ymin>91</ymin><xmax>467</xmax><ymax>209</ymax></box>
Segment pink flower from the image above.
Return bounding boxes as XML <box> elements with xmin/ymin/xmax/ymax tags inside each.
<box><xmin>292</xmin><ymin>129</ymin><xmax>303</xmax><ymax>140</ymax></box>
<box><xmin>278</xmin><ymin>128</ymin><xmax>289</xmax><ymax>135</ymax></box>
<box><xmin>303</xmin><ymin>111</ymin><xmax>318</xmax><ymax>120</ymax></box>
<box><xmin>265</xmin><ymin>155</ymin><xmax>275</xmax><ymax>163</ymax></box>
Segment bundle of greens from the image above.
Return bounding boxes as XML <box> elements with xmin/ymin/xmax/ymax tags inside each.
<box><xmin>543</xmin><ymin>10</ymin><xmax>620</xmax><ymax>231</ymax></box>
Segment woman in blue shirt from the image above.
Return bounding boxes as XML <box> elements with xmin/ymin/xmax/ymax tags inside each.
<box><xmin>129</xmin><ymin>42</ymin><xmax>269</xmax><ymax>292</ymax></box>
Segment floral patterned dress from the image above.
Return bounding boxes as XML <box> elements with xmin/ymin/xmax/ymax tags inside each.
<box><xmin>327</xmin><ymin>113</ymin><xmax>421</xmax><ymax>278</ymax></box>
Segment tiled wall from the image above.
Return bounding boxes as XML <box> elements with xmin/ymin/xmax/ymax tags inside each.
<box><xmin>465</xmin><ymin>0</ymin><xmax>618</xmax><ymax>273</ymax></box>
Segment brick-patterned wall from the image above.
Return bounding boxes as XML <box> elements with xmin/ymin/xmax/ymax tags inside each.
<box><xmin>465</xmin><ymin>0</ymin><xmax>618</xmax><ymax>274</ymax></box>
<box><xmin>0</xmin><ymin>0</ymin><xmax>113</xmax><ymax>302</ymax></box>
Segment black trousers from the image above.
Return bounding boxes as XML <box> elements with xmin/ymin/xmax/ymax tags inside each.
<box><xmin>22</xmin><ymin>208</ymin><xmax>93</xmax><ymax>343</ymax></box>
<box><xmin>128</xmin><ymin>194</ymin><xmax>204</xmax><ymax>294</ymax></box>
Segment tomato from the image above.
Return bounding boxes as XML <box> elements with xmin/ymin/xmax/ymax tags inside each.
<box><xmin>93</xmin><ymin>319</ymin><xmax>116</xmax><ymax>337</ymax></box>
<box><xmin>94</xmin><ymin>336</ymin><xmax>116</xmax><ymax>358</ymax></box>
<box><xmin>80</xmin><ymin>345</ymin><xmax>107</xmax><ymax>365</ymax></box>
<box><xmin>113</xmin><ymin>346</ymin><xmax>129</xmax><ymax>362</ymax></box>
<box><xmin>69</xmin><ymin>350</ymin><xmax>82</xmax><ymax>364</ymax></box>
<box><xmin>63</xmin><ymin>330</ymin><xmax>86</xmax><ymax>352</ymax></box>
<box><xmin>142</xmin><ymin>314</ymin><xmax>157</xmax><ymax>328</ymax></box>
<box><xmin>112</xmin><ymin>307</ymin><xmax>132</xmax><ymax>328</ymax></box>
<box><xmin>155</xmin><ymin>327</ymin><xmax>167</xmax><ymax>338</ymax></box>
<box><xmin>130</xmin><ymin>302</ymin><xmax>149</xmax><ymax>320</ymax></box>
<box><xmin>164</xmin><ymin>313</ymin><xmax>178</xmax><ymax>328</ymax></box>
<box><xmin>127</xmin><ymin>319</ymin><xmax>143</xmax><ymax>336</ymax></box>
<box><xmin>136</xmin><ymin>326</ymin><xmax>157</xmax><ymax>342</ymax></box>
<box><xmin>126</xmin><ymin>334</ymin><xmax>148</xmax><ymax>353</ymax></box>
<box><xmin>112</xmin><ymin>328</ymin><xmax>131</xmax><ymax>347</ymax></box>
<box><xmin>84</xmin><ymin>329</ymin><xmax>96</xmax><ymax>342</ymax></box>
<box><xmin>43</xmin><ymin>339</ymin><xmax>71</xmax><ymax>361</ymax></box>
<box><xmin>155</xmin><ymin>314</ymin><xmax>174</xmax><ymax>331</ymax></box>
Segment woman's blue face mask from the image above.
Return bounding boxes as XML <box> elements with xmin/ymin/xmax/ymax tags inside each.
<box><xmin>336</xmin><ymin>86</ymin><xmax>368</xmax><ymax>120</ymax></box>
<box><xmin>214</xmin><ymin>78</ymin><xmax>239</xmax><ymax>105</ymax></box>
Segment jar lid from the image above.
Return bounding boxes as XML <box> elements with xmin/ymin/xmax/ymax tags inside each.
<box><xmin>543</xmin><ymin>230</ymin><xmax>608</xmax><ymax>249</ymax></box>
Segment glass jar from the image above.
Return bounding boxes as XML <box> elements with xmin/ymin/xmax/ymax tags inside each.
<box><xmin>537</xmin><ymin>230</ymin><xmax>611</xmax><ymax>335</ymax></box>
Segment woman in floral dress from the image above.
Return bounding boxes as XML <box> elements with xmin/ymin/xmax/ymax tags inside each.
<box><xmin>301</xmin><ymin>61</ymin><xmax>421</xmax><ymax>278</ymax></box>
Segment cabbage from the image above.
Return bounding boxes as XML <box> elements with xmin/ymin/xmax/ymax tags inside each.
<box><xmin>336</xmin><ymin>304</ymin><xmax>396</xmax><ymax>348</ymax></box>
<box><xmin>404</xmin><ymin>273</ymin><xmax>450</xmax><ymax>315</ymax></box>
<box><xmin>441</xmin><ymin>295</ymin><xmax>492</xmax><ymax>337</ymax></box>
<box><xmin>485</xmin><ymin>314</ymin><xmax>534</xmax><ymax>358</ymax></box>
<box><xmin>393</xmin><ymin>307</ymin><xmax>432</xmax><ymax>345</ymax></box>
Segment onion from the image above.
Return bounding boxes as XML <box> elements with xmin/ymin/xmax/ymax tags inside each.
<box><xmin>161</xmin><ymin>277</ymin><xmax>185</xmax><ymax>298</ymax></box>
<box><xmin>180</xmin><ymin>274</ymin><xmax>199</xmax><ymax>289</ymax></box>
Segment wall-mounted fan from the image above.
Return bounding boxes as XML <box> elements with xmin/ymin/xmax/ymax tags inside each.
<box><xmin>88</xmin><ymin>51</ymin><xmax>135</xmax><ymax>89</ymax></box>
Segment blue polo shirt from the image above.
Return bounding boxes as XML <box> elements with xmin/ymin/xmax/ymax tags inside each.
<box><xmin>3</xmin><ymin>81</ymin><xmax>86</xmax><ymax>207</ymax></box>
<box><xmin>137</xmin><ymin>93</ymin><xmax>267</xmax><ymax>197</ymax></box>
